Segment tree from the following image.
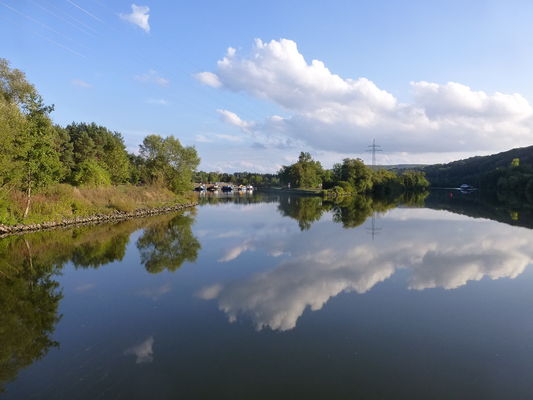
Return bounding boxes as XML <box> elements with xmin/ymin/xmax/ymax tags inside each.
<box><xmin>140</xmin><ymin>135</ymin><xmax>200</xmax><ymax>194</ymax></box>
<box><xmin>1</xmin><ymin>60</ymin><xmax>66</xmax><ymax>218</ymax></box>
<box><xmin>208</xmin><ymin>171</ymin><xmax>219</xmax><ymax>183</ymax></box>
<box><xmin>17</xmin><ymin>98</ymin><xmax>65</xmax><ymax>217</ymax></box>
<box><xmin>66</xmin><ymin>122</ymin><xmax>130</xmax><ymax>185</ymax></box>
<box><xmin>0</xmin><ymin>95</ymin><xmax>27</xmax><ymax>192</ymax></box>
<box><xmin>0</xmin><ymin>58</ymin><xmax>35</xmax><ymax>109</ymax></box>
<box><xmin>340</xmin><ymin>158</ymin><xmax>373</xmax><ymax>193</ymax></box>
<box><xmin>278</xmin><ymin>152</ymin><xmax>324</xmax><ymax>188</ymax></box>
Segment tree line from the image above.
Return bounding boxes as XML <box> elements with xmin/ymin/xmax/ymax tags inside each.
<box><xmin>193</xmin><ymin>171</ymin><xmax>280</xmax><ymax>186</ymax></box>
<box><xmin>418</xmin><ymin>147</ymin><xmax>533</xmax><ymax>203</ymax></box>
<box><xmin>0</xmin><ymin>59</ymin><xmax>200</xmax><ymax>218</ymax></box>
<box><xmin>278</xmin><ymin>152</ymin><xmax>430</xmax><ymax>195</ymax></box>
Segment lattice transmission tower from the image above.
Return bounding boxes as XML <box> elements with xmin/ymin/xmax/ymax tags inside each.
<box><xmin>366</xmin><ymin>139</ymin><xmax>382</xmax><ymax>171</ymax></box>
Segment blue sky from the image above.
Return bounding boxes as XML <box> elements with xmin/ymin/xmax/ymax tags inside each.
<box><xmin>2</xmin><ymin>0</ymin><xmax>533</xmax><ymax>173</ymax></box>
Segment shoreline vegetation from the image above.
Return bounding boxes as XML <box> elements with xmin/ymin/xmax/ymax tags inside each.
<box><xmin>0</xmin><ymin>183</ymin><xmax>198</xmax><ymax>236</ymax></box>
<box><xmin>1</xmin><ymin>59</ymin><xmax>201</xmax><ymax>227</ymax></box>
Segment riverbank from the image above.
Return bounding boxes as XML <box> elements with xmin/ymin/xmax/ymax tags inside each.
<box><xmin>0</xmin><ymin>201</ymin><xmax>198</xmax><ymax>237</ymax></box>
<box><xmin>0</xmin><ymin>183</ymin><xmax>197</xmax><ymax>233</ymax></box>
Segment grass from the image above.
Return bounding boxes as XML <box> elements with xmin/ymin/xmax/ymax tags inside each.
<box><xmin>0</xmin><ymin>183</ymin><xmax>195</xmax><ymax>225</ymax></box>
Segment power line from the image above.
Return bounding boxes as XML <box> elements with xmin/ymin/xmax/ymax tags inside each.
<box><xmin>92</xmin><ymin>0</ymin><xmax>300</xmax><ymax>135</ymax></box>
<box><xmin>6</xmin><ymin>0</ymin><xmax>298</xmax><ymax>140</ymax></box>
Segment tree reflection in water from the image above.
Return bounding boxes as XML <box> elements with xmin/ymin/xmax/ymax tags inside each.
<box><xmin>137</xmin><ymin>211</ymin><xmax>201</xmax><ymax>274</ymax></box>
<box><xmin>0</xmin><ymin>210</ymin><xmax>202</xmax><ymax>391</ymax></box>
<box><xmin>0</xmin><ymin>237</ymin><xmax>63</xmax><ymax>393</ymax></box>
<box><xmin>276</xmin><ymin>192</ymin><xmax>429</xmax><ymax>230</ymax></box>
<box><xmin>277</xmin><ymin>197</ymin><xmax>329</xmax><ymax>231</ymax></box>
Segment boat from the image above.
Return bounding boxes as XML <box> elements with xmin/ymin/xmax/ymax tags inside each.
<box><xmin>460</xmin><ymin>184</ymin><xmax>474</xmax><ymax>190</ymax></box>
<box><xmin>221</xmin><ymin>185</ymin><xmax>234</xmax><ymax>192</ymax></box>
<box><xmin>246</xmin><ymin>184</ymin><xmax>254</xmax><ymax>191</ymax></box>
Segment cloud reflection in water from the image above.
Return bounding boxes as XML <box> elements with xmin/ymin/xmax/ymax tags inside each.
<box><xmin>199</xmin><ymin>209</ymin><xmax>533</xmax><ymax>331</ymax></box>
<box><xmin>124</xmin><ymin>336</ymin><xmax>154</xmax><ymax>364</ymax></box>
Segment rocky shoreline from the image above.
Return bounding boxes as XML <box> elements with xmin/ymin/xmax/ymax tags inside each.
<box><xmin>0</xmin><ymin>201</ymin><xmax>198</xmax><ymax>238</ymax></box>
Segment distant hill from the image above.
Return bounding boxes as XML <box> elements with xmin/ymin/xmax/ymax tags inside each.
<box><xmin>417</xmin><ymin>145</ymin><xmax>533</xmax><ymax>188</ymax></box>
<box><xmin>381</xmin><ymin>164</ymin><xmax>427</xmax><ymax>171</ymax></box>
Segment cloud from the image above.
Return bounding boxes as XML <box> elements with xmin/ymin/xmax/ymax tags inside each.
<box><xmin>199</xmin><ymin>39</ymin><xmax>533</xmax><ymax>156</ymax></box>
<box><xmin>194</xmin><ymin>71</ymin><xmax>222</xmax><ymax>88</ymax></box>
<box><xmin>195</xmin><ymin>134</ymin><xmax>212</xmax><ymax>143</ymax></box>
<box><xmin>135</xmin><ymin>70</ymin><xmax>169</xmax><ymax>87</ymax></box>
<box><xmin>252</xmin><ymin>142</ymin><xmax>267</xmax><ymax>149</ymax></box>
<box><xmin>213</xmin><ymin>134</ymin><xmax>242</xmax><ymax>142</ymax></box>
<box><xmin>120</xmin><ymin>4</ymin><xmax>150</xmax><ymax>33</ymax></box>
<box><xmin>71</xmin><ymin>79</ymin><xmax>91</xmax><ymax>88</ymax></box>
<box><xmin>217</xmin><ymin>110</ymin><xmax>257</xmax><ymax>134</ymax></box>
<box><xmin>124</xmin><ymin>336</ymin><xmax>154</xmax><ymax>363</ymax></box>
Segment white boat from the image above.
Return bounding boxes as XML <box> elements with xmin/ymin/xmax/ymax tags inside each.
<box><xmin>460</xmin><ymin>184</ymin><xmax>474</xmax><ymax>190</ymax></box>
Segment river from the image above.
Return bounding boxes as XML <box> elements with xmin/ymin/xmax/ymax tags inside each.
<box><xmin>2</xmin><ymin>190</ymin><xmax>533</xmax><ymax>399</ymax></box>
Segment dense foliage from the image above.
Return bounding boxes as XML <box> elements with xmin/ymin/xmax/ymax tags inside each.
<box><xmin>278</xmin><ymin>152</ymin><xmax>429</xmax><ymax>195</ymax></box>
<box><xmin>0</xmin><ymin>59</ymin><xmax>199</xmax><ymax>219</ymax></box>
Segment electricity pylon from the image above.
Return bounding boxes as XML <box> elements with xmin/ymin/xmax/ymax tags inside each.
<box><xmin>366</xmin><ymin>139</ymin><xmax>382</xmax><ymax>171</ymax></box>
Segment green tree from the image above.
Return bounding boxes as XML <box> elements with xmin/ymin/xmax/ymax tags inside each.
<box><xmin>0</xmin><ymin>58</ymin><xmax>35</xmax><ymax>109</ymax></box>
<box><xmin>0</xmin><ymin>59</ymin><xmax>65</xmax><ymax>218</ymax></box>
<box><xmin>0</xmin><ymin>95</ymin><xmax>27</xmax><ymax>192</ymax></box>
<box><xmin>17</xmin><ymin>96</ymin><xmax>65</xmax><ymax>218</ymax></box>
<box><xmin>340</xmin><ymin>158</ymin><xmax>373</xmax><ymax>193</ymax></box>
<box><xmin>140</xmin><ymin>135</ymin><xmax>200</xmax><ymax>194</ymax></box>
<box><xmin>66</xmin><ymin>122</ymin><xmax>130</xmax><ymax>185</ymax></box>
<box><xmin>208</xmin><ymin>171</ymin><xmax>219</xmax><ymax>183</ymax></box>
<box><xmin>279</xmin><ymin>152</ymin><xmax>324</xmax><ymax>188</ymax></box>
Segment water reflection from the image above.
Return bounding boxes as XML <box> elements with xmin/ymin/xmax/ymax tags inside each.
<box><xmin>0</xmin><ymin>211</ymin><xmax>200</xmax><ymax>391</ymax></box>
<box><xmin>200</xmin><ymin>203</ymin><xmax>533</xmax><ymax>331</ymax></box>
<box><xmin>124</xmin><ymin>336</ymin><xmax>155</xmax><ymax>364</ymax></box>
<box><xmin>137</xmin><ymin>212</ymin><xmax>201</xmax><ymax>274</ymax></box>
<box><xmin>0</xmin><ymin>237</ymin><xmax>63</xmax><ymax>393</ymax></box>
<box><xmin>277</xmin><ymin>197</ymin><xmax>328</xmax><ymax>231</ymax></box>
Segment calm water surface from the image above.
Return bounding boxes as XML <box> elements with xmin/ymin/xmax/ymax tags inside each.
<box><xmin>2</xmin><ymin>191</ymin><xmax>533</xmax><ymax>399</ymax></box>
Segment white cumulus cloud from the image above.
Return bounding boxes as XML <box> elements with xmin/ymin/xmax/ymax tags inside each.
<box><xmin>120</xmin><ymin>4</ymin><xmax>150</xmax><ymax>33</ymax></box>
<box><xmin>198</xmin><ymin>39</ymin><xmax>533</xmax><ymax>156</ymax></box>
<box><xmin>217</xmin><ymin>110</ymin><xmax>257</xmax><ymax>134</ymax></box>
<box><xmin>194</xmin><ymin>71</ymin><xmax>222</xmax><ymax>88</ymax></box>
